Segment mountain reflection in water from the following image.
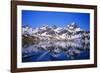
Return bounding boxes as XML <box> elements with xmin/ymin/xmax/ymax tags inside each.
<box><xmin>22</xmin><ymin>40</ymin><xmax>90</xmax><ymax>62</ymax></box>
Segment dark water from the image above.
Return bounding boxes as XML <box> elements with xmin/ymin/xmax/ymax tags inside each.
<box><xmin>22</xmin><ymin>40</ymin><xmax>90</xmax><ymax>62</ymax></box>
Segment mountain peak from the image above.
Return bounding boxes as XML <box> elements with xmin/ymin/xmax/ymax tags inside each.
<box><xmin>67</xmin><ymin>22</ymin><xmax>79</xmax><ymax>29</ymax></box>
<box><xmin>71</xmin><ymin>22</ymin><xmax>76</xmax><ymax>25</ymax></box>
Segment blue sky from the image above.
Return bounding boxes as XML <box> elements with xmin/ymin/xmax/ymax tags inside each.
<box><xmin>22</xmin><ymin>10</ymin><xmax>90</xmax><ymax>31</ymax></box>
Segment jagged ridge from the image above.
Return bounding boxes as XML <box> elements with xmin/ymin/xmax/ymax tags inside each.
<box><xmin>22</xmin><ymin>22</ymin><xmax>90</xmax><ymax>41</ymax></box>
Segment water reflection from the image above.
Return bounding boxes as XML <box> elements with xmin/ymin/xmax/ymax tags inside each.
<box><xmin>22</xmin><ymin>40</ymin><xmax>90</xmax><ymax>62</ymax></box>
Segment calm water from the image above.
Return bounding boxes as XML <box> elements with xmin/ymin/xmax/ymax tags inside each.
<box><xmin>22</xmin><ymin>40</ymin><xmax>90</xmax><ymax>62</ymax></box>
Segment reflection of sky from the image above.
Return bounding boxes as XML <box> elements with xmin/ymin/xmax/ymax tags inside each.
<box><xmin>22</xmin><ymin>41</ymin><xmax>90</xmax><ymax>62</ymax></box>
<box><xmin>22</xmin><ymin>10</ymin><xmax>90</xmax><ymax>31</ymax></box>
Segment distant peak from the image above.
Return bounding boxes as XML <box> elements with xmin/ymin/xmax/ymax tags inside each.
<box><xmin>66</xmin><ymin>22</ymin><xmax>80</xmax><ymax>30</ymax></box>
<box><xmin>70</xmin><ymin>22</ymin><xmax>79</xmax><ymax>27</ymax></box>
<box><xmin>52</xmin><ymin>25</ymin><xmax>57</xmax><ymax>29</ymax></box>
<box><xmin>71</xmin><ymin>22</ymin><xmax>76</xmax><ymax>25</ymax></box>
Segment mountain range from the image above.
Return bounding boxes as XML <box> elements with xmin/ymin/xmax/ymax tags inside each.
<box><xmin>22</xmin><ymin>22</ymin><xmax>90</xmax><ymax>41</ymax></box>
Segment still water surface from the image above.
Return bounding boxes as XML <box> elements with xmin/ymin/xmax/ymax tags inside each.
<box><xmin>22</xmin><ymin>40</ymin><xmax>90</xmax><ymax>62</ymax></box>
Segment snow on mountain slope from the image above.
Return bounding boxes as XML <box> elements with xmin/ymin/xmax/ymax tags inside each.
<box><xmin>22</xmin><ymin>22</ymin><xmax>90</xmax><ymax>40</ymax></box>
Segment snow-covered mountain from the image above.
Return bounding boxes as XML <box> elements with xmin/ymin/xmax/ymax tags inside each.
<box><xmin>22</xmin><ymin>22</ymin><xmax>90</xmax><ymax>41</ymax></box>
